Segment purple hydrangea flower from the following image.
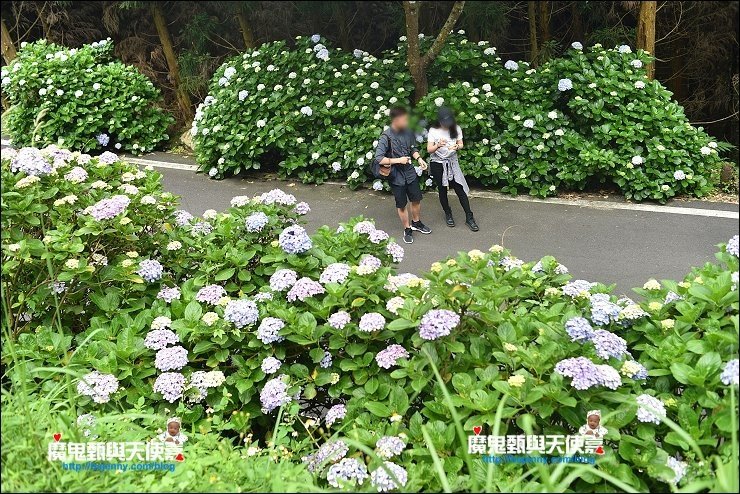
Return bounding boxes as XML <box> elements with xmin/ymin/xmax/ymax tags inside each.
<box><xmin>565</xmin><ymin>317</ymin><xmax>595</xmax><ymax>342</ymax></box>
<box><xmin>664</xmin><ymin>291</ymin><xmax>683</xmax><ymax>304</ymax></box>
<box><xmin>721</xmin><ymin>359</ymin><xmax>739</xmax><ymax>386</ymax></box>
<box><xmin>269</xmin><ymin>269</ymin><xmax>298</xmax><ymax>291</ymax></box>
<box><xmin>223</xmin><ymin>299</ymin><xmax>259</xmax><ymax>328</ymax></box>
<box><xmin>727</xmin><ymin>235</ymin><xmax>739</xmax><ymax>257</ymax></box>
<box><xmin>153</xmin><ymin>372</ymin><xmax>186</xmax><ymax>402</ymax></box>
<box><xmin>260</xmin><ymin>376</ymin><xmax>292</xmax><ymax>413</ymax></box>
<box><xmin>418</xmin><ymin>309</ymin><xmax>460</xmax><ymax>340</ymax></box>
<box><xmin>255</xmin><ymin>189</ymin><xmax>297</xmax><ymax>206</ymax></box>
<box><xmin>254</xmin><ymin>291</ymin><xmax>273</xmax><ymax>302</ymax></box>
<box><xmin>96</xmin><ymin>133</ymin><xmax>110</xmax><ymax>146</ymax></box>
<box><xmin>326</xmin><ymin>458</ymin><xmax>368</xmax><ymax>488</ymax></box>
<box><xmin>319</xmin><ymin>263</ymin><xmax>351</xmax><ymax>284</ymax></box>
<box><xmin>195</xmin><ymin>284</ymin><xmax>226</xmax><ymax>305</ymax></box>
<box><xmin>173</xmin><ymin>210</ymin><xmax>194</xmax><ymax>226</ymax></box>
<box><xmin>386</xmin><ymin>242</ymin><xmax>404</xmax><ymax>263</ymax></box>
<box><xmin>589</xmin><ymin>293</ymin><xmax>621</xmax><ymax>326</ymax></box>
<box><xmin>353</xmin><ymin>221</ymin><xmax>376</xmax><ymax>234</ymax></box>
<box><xmin>294</xmin><ymin>202</ymin><xmax>311</xmax><ymax>215</ymax></box>
<box><xmin>10</xmin><ymin>147</ymin><xmax>52</xmax><ymax>176</ymax></box>
<box><xmin>137</xmin><ymin>259</ymin><xmax>164</xmax><ymax>282</ymax></box>
<box><xmin>279</xmin><ymin>225</ymin><xmax>313</xmax><ymax>254</ymax></box>
<box><xmin>358</xmin><ymin>312</ymin><xmax>385</xmax><ymax>332</ymax></box>
<box><xmin>562</xmin><ymin>279</ymin><xmax>596</xmax><ymax>297</ymax></box>
<box><xmin>77</xmin><ymin>371</ymin><xmax>119</xmax><ymax>403</ymax></box>
<box><xmin>155</xmin><ymin>345</ymin><xmax>189</xmax><ymax>371</ymax></box>
<box><xmin>245</xmin><ymin>211</ymin><xmax>269</xmax><ymax>232</ymax></box>
<box><xmin>287</xmin><ymin>277</ymin><xmax>325</xmax><ymax>302</ymax></box>
<box><xmin>376</xmin><ymin>436</ymin><xmax>405</xmax><ymax>459</ymax></box>
<box><xmin>144</xmin><ymin>329</ymin><xmax>179</xmax><ymax>350</ymax></box>
<box><xmin>591</xmin><ymin>330</ymin><xmax>628</xmax><ymax>360</ymax></box>
<box><xmin>328</xmin><ymin>311</ymin><xmax>351</xmax><ymax>329</ymax></box>
<box><xmin>558</xmin><ymin>78</ymin><xmax>573</xmax><ymax>91</ymax></box>
<box><xmin>595</xmin><ymin>364</ymin><xmax>621</xmax><ymax>390</ymax></box>
<box><xmin>325</xmin><ymin>404</ymin><xmax>347</xmax><ymax>427</ymax></box>
<box><xmin>257</xmin><ymin>317</ymin><xmax>285</xmax><ymax>344</ymax></box>
<box><xmin>98</xmin><ymin>151</ymin><xmax>119</xmax><ymax>164</ymax></box>
<box><xmin>261</xmin><ymin>356</ymin><xmax>282</xmax><ymax>374</ymax></box>
<box><xmin>500</xmin><ymin>256</ymin><xmax>524</xmax><ymax>271</ymax></box>
<box><xmin>302</xmin><ymin>440</ymin><xmax>349</xmax><ymax>473</ymax></box>
<box><xmin>358</xmin><ymin>255</ymin><xmax>382</xmax><ymax>274</ymax></box>
<box><xmin>320</xmin><ymin>351</ymin><xmax>333</xmax><ymax>368</ymax></box>
<box><xmin>156</xmin><ymin>286</ymin><xmax>181</xmax><ymax>303</ymax></box>
<box><xmin>636</xmin><ymin>394</ymin><xmax>666</xmax><ymax>424</ymax></box>
<box><xmin>376</xmin><ymin>344</ymin><xmax>410</xmax><ymax>369</ymax></box>
<box><xmin>88</xmin><ymin>195</ymin><xmax>130</xmax><ymax>220</ymax></box>
<box><xmin>554</xmin><ymin>357</ymin><xmax>603</xmax><ymax>390</ymax></box>
<box><xmin>370</xmin><ymin>461</ymin><xmax>408</xmax><ymax>492</ymax></box>
<box><xmin>64</xmin><ymin>166</ymin><xmax>88</xmax><ymax>183</ymax></box>
<box><xmin>369</xmin><ymin>229</ymin><xmax>390</xmax><ymax>244</ymax></box>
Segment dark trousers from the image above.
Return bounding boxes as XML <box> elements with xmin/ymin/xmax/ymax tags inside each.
<box><xmin>430</xmin><ymin>161</ymin><xmax>472</xmax><ymax>216</ymax></box>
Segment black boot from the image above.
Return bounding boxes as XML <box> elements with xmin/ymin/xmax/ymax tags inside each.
<box><xmin>445</xmin><ymin>211</ymin><xmax>455</xmax><ymax>227</ymax></box>
<box><xmin>465</xmin><ymin>213</ymin><xmax>479</xmax><ymax>232</ymax></box>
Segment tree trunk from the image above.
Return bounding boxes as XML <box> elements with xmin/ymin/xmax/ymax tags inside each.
<box><xmin>236</xmin><ymin>11</ymin><xmax>255</xmax><ymax>49</ymax></box>
<box><xmin>571</xmin><ymin>1</ymin><xmax>583</xmax><ymax>42</ymax></box>
<box><xmin>636</xmin><ymin>1</ymin><xmax>657</xmax><ymax>80</ymax></box>
<box><xmin>151</xmin><ymin>4</ymin><xmax>193</xmax><ymax>120</ymax></box>
<box><xmin>1</xmin><ymin>18</ymin><xmax>17</xmax><ymax>65</ymax></box>
<box><xmin>528</xmin><ymin>1</ymin><xmax>538</xmax><ymax>65</ymax></box>
<box><xmin>539</xmin><ymin>1</ymin><xmax>550</xmax><ymax>44</ymax></box>
<box><xmin>335</xmin><ymin>4</ymin><xmax>351</xmax><ymax>51</ymax></box>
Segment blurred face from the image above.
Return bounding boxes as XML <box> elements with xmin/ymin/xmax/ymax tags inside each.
<box><xmin>391</xmin><ymin>113</ymin><xmax>409</xmax><ymax>130</ymax></box>
<box><xmin>167</xmin><ymin>421</ymin><xmax>180</xmax><ymax>436</ymax></box>
<box><xmin>587</xmin><ymin>415</ymin><xmax>600</xmax><ymax>429</ymax></box>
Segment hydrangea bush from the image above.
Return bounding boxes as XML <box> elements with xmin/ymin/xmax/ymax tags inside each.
<box><xmin>195</xmin><ymin>34</ymin><xmax>725</xmax><ymax>202</ymax></box>
<box><xmin>2</xmin><ymin>147</ymin><xmax>738</xmax><ymax>491</ymax></box>
<box><xmin>1</xmin><ymin>39</ymin><xmax>173</xmax><ymax>153</ymax></box>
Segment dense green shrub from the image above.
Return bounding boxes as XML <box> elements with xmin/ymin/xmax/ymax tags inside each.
<box><xmin>3</xmin><ymin>145</ymin><xmax>738</xmax><ymax>492</ymax></box>
<box><xmin>195</xmin><ymin>34</ymin><xmax>725</xmax><ymax>202</ymax></box>
<box><xmin>1</xmin><ymin>39</ymin><xmax>173</xmax><ymax>153</ymax></box>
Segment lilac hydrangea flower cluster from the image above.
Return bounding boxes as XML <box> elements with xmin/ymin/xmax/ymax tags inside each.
<box><xmin>144</xmin><ymin>329</ymin><xmax>179</xmax><ymax>350</ymax></box>
<box><xmin>500</xmin><ymin>256</ymin><xmax>524</xmax><ymax>271</ymax></box>
<box><xmin>370</xmin><ymin>461</ymin><xmax>408</xmax><ymax>492</ymax></box>
<box><xmin>558</xmin><ymin>78</ymin><xmax>573</xmax><ymax>91</ymax></box>
<box><xmin>154</xmin><ymin>345</ymin><xmax>189</xmax><ymax>371</ymax></box>
<box><xmin>269</xmin><ymin>269</ymin><xmax>298</xmax><ymax>291</ymax></box>
<box><xmin>96</xmin><ymin>133</ymin><xmax>110</xmax><ymax>146</ymax></box>
<box><xmin>10</xmin><ymin>147</ymin><xmax>52</xmax><ymax>176</ymax></box>
<box><xmin>357</xmin><ymin>254</ymin><xmax>382</xmax><ymax>275</ymax></box>
<box><xmin>279</xmin><ymin>225</ymin><xmax>313</xmax><ymax>254</ymax></box>
<box><xmin>137</xmin><ymin>259</ymin><xmax>164</xmax><ymax>282</ymax></box>
<box><xmin>636</xmin><ymin>394</ymin><xmax>666</xmax><ymax>424</ymax></box>
<box><xmin>319</xmin><ymin>263</ymin><xmax>351</xmax><ymax>284</ymax></box>
<box><xmin>261</xmin><ymin>356</ymin><xmax>282</xmax><ymax>374</ymax></box>
<box><xmin>320</xmin><ymin>351</ymin><xmax>333</xmax><ymax>368</ymax></box>
<box><xmin>294</xmin><ymin>202</ymin><xmax>311</xmax><ymax>215</ymax></box>
<box><xmin>156</xmin><ymin>286</ymin><xmax>181</xmax><ymax>303</ymax></box>
<box><xmin>255</xmin><ymin>189</ymin><xmax>297</xmax><ymax>206</ymax></box>
<box><xmin>353</xmin><ymin>221</ymin><xmax>376</xmax><ymax>234</ymax></box>
<box><xmin>562</xmin><ymin>279</ymin><xmax>596</xmax><ymax>297</ymax></box>
<box><xmin>98</xmin><ymin>151</ymin><xmax>119</xmax><ymax>164</ymax></box>
<box><xmin>223</xmin><ymin>299</ymin><xmax>259</xmax><ymax>328</ymax></box>
<box><xmin>375</xmin><ymin>344</ymin><xmax>410</xmax><ymax>369</ymax></box>
<box><xmin>554</xmin><ymin>357</ymin><xmax>620</xmax><ymax>390</ymax></box>
<box><xmin>195</xmin><ymin>284</ymin><xmax>226</xmax><ymax>305</ymax></box>
<box><xmin>727</xmin><ymin>235</ymin><xmax>739</xmax><ymax>257</ymax></box>
<box><xmin>245</xmin><ymin>211</ymin><xmax>269</xmax><ymax>232</ymax></box>
<box><xmin>153</xmin><ymin>372</ymin><xmax>186</xmax><ymax>402</ymax></box>
<box><xmin>64</xmin><ymin>166</ymin><xmax>88</xmax><ymax>183</ymax></box>
<box><xmin>565</xmin><ymin>317</ymin><xmax>595</xmax><ymax>342</ymax></box>
<box><xmin>376</xmin><ymin>436</ymin><xmax>406</xmax><ymax>459</ymax></box>
<box><xmin>369</xmin><ymin>229</ymin><xmax>390</xmax><ymax>244</ymax></box>
<box><xmin>591</xmin><ymin>330</ymin><xmax>628</xmax><ymax>360</ymax></box>
<box><xmin>589</xmin><ymin>293</ymin><xmax>621</xmax><ymax>325</ymax></box>
<box><xmin>358</xmin><ymin>312</ymin><xmax>386</xmax><ymax>332</ymax></box>
<box><xmin>287</xmin><ymin>277</ymin><xmax>325</xmax><ymax>302</ymax></box>
<box><xmin>418</xmin><ymin>309</ymin><xmax>460</xmax><ymax>340</ymax></box>
<box><xmin>260</xmin><ymin>376</ymin><xmax>292</xmax><ymax>413</ymax></box>
<box><xmin>302</xmin><ymin>440</ymin><xmax>349</xmax><ymax>473</ymax></box>
<box><xmin>326</xmin><ymin>458</ymin><xmax>368</xmax><ymax>488</ymax></box>
<box><xmin>88</xmin><ymin>195</ymin><xmax>131</xmax><ymax>220</ymax></box>
<box><xmin>77</xmin><ymin>371</ymin><xmax>119</xmax><ymax>403</ymax></box>
<box><xmin>328</xmin><ymin>311</ymin><xmax>351</xmax><ymax>329</ymax></box>
<box><xmin>666</xmin><ymin>456</ymin><xmax>688</xmax><ymax>485</ymax></box>
<box><xmin>325</xmin><ymin>404</ymin><xmax>347</xmax><ymax>427</ymax></box>
<box><xmin>595</xmin><ymin>364</ymin><xmax>622</xmax><ymax>389</ymax></box>
<box><xmin>386</xmin><ymin>242</ymin><xmax>404</xmax><ymax>263</ymax></box>
<box><xmin>664</xmin><ymin>291</ymin><xmax>683</xmax><ymax>304</ymax></box>
<box><xmin>254</xmin><ymin>291</ymin><xmax>273</xmax><ymax>302</ymax></box>
<box><xmin>721</xmin><ymin>359</ymin><xmax>739</xmax><ymax>386</ymax></box>
<box><xmin>190</xmin><ymin>370</ymin><xmax>226</xmax><ymax>390</ymax></box>
<box><xmin>173</xmin><ymin>210</ymin><xmax>194</xmax><ymax>226</ymax></box>
<box><xmin>257</xmin><ymin>317</ymin><xmax>286</xmax><ymax>344</ymax></box>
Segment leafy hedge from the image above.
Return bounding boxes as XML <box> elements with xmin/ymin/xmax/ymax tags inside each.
<box><xmin>194</xmin><ymin>34</ymin><xmax>725</xmax><ymax>202</ymax></box>
<box><xmin>1</xmin><ymin>39</ymin><xmax>173</xmax><ymax>154</ymax></box>
<box><xmin>2</xmin><ymin>146</ymin><xmax>738</xmax><ymax>492</ymax></box>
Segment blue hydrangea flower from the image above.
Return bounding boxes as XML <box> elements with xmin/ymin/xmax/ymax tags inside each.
<box><xmin>636</xmin><ymin>394</ymin><xmax>665</xmax><ymax>424</ymax></box>
<box><xmin>223</xmin><ymin>299</ymin><xmax>259</xmax><ymax>328</ymax></box>
<box><xmin>279</xmin><ymin>225</ymin><xmax>313</xmax><ymax>254</ymax></box>
<box><xmin>245</xmin><ymin>212</ymin><xmax>269</xmax><ymax>232</ymax></box>
<box><xmin>418</xmin><ymin>309</ymin><xmax>460</xmax><ymax>340</ymax></box>
<box><xmin>565</xmin><ymin>317</ymin><xmax>595</xmax><ymax>342</ymax></box>
<box><xmin>591</xmin><ymin>330</ymin><xmax>628</xmax><ymax>360</ymax></box>
<box><xmin>137</xmin><ymin>259</ymin><xmax>164</xmax><ymax>282</ymax></box>
<box><xmin>721</xmin><ymin>359</ymin><xmax>739</xmax><ymax>386</ymax></box>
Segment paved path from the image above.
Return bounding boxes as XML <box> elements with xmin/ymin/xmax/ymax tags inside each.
<box><xmin>2</xmin><ymin>141</ymin><xmax>738</xmax><ymax>295</ymax></box>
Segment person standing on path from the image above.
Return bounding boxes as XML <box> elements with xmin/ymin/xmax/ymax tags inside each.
<box><xmin>427</xmin><ymin>107</ymin><xmax>479</xmax><ymax>231</ymax></box>
<box><xmin>374</xmin><ymin>107</ymin><xmax>432</xmax><ymax>244</ymax></box>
